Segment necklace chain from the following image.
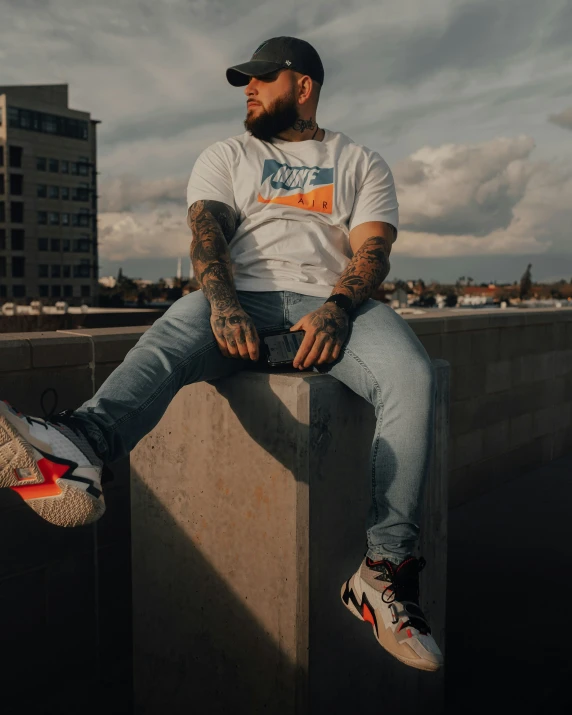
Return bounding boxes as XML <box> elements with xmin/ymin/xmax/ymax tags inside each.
<box><xmin>311</xmin><ymin>124</ymin><xmax>319</xmax><ymax>140</ymax></box>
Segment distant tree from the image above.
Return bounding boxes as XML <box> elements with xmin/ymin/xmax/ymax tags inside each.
<box><xmin>445</xmin><ymin>293</ymin><xmax>458</xmax><ymax>307</ymax></box>
<box><xmin>519</xmin><ymin>263</ymin><xmax>532</xmax><ymax>300</ymax></box>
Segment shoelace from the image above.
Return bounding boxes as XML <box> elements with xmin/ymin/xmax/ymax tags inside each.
<box><xmin>24</xmin><ymin>388</ymin><xmax>113</xmax><ymax>484</ymax></box>
<box><xmin>379</xmin><ymin>557</ymin><xmax>431</xmax><ymax>635</ymax></box>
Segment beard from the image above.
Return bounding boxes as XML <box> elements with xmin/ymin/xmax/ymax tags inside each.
<box><xmin>244</xmin><ymin>90</ymin><xmax>299</xmax><ymax>142</ymax></box>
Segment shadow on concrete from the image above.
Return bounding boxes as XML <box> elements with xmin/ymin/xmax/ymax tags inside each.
<box><xmin>445</xmin><ymin>452</ymin><xmax>572</xmax><ymax>715</ymax></box>
<box><xmin>130</xmin><ymin>466</ymin><xmax>300</xmax><ymax>715</ymax></box>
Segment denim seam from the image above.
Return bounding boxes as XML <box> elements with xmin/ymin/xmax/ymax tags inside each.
<box><xmin>343</xmin><ymin>345</ymin><xmax>385</xmax><ymax>525</ymax></box>
<box><xmin>107</xmin><ymin>340</ymin><xmax>220</xmax><ymax>431</ymax></box>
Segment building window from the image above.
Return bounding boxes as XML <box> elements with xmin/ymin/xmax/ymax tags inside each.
<box><xmin>10</xmin><ymin>174</ymin><xmax>23</xmax><ymax>195</ymax></box>
<box><xmin>48</xmin><ymin>212</ymin><xmax>59</xmax><ymax>225</ymax></box>
<box><xmin>11</xmin><ymin>202</ymin><xmax>24</xmax><ymax>223</ymax></box>
<box><xmin>72</xmin><ymin>187</ymin><xmax>90</xmax><ymax>202</ymax></box>
<box><xmin>11</xmin><ymin>229</ymin><xmax>24</xmax><ymax>250</ymax></box>
<box><xmin>61</xmin><ymin>160</ymin><xmax>69</xmax><ymax>174</ymax></box>
<box><xmin>0</xmin><ymin>285</ymin><xmax>6</xmax><ymax>298</ymax></box>
<box><xmin>12</xmin><ymin>285</ymin><xmax>26</xmax><ymax>298</ymax></box>
<box><xmin>61</xmin><ymin>213</ymin><xmax>70</xmax><ymax>226</ymax></box>
<box><xmin>0</xmin><ymin>146</ymin><xmax>3</xmax><ymax>167</ymax></box>
<box><xmin>0</xmin><ymin>201</ymin><xmax>4</xmax><ymax>222</ymax></box>
<box><xmin>0</xmin><ymin>175</ymin><xmax>4</xmax><ymax>194</ymax></box>
<box><xmin>12</xmin><ymin>256</ymin><xmax>25</xmax><ymax>278</ymax></box>
<box><xmin>37</xmin><ymin>157</ymin><xmax>47</xmax><ymax>171</ymax></box>
<box><xmin>9</xmin><ymin>146</ymin><xmax>23</xmax><ymax>168</ymax></box>
<box><xmin>74</xmin><ymin>261</ymin><xmax>91</xmax><ymax>278</ymax></box>
<box><xmin>38</xmin><ymin>237</ymin><xmax>48</xmax><ymax>251</ymax></box>
<box><xmin>38</xmin><ymin>211</ymin><xmax>47</xmax><ymax>225</ymax></box>
<box><xmin>63</xmin><ymin>265</ymin><xmax>71</xmax><ymax>278</ymax></box>
<box><xmin>39</xmin><ymin>285</ymin><xmax>49</xmax><ymax>297</ymax></box>
<box><xmin>63</xmin><ymin>285</ymin><xmax>73</xmax><ymax>297</ymax></box>
<box><xmin>39</xmin><ymin>265</ymin><xmax>49</xmax><ymax>278</ymax></box>
<box><xmin>8</xmin><ymin>106</ymin><xmax>88</xmax><ymax>141</ymax></box>
<box><xmin>81</xmin><ymin>285</ymin><xmax>91</xmax><ymax>298</ymax></box>
<box><xmin>51</xmin><ymin>238</ymin><xmax>61</xmax><ymax>252</ymax></box>
<box><xmin>0</xmin><ymin>256</ymin><xmax>5</xmax><ymax>278</ymax></box>
<box><xmin>48</xmin><ymin>158</ymin><xmax>59</xmax><ymax>173</ymax></box>
<box><xmin>51</xmin><ymin>264</ymin><xmax>61</xmax><ymax>278</ymax></box>
<box><xmin>73</xmin><ymin>238</ymin><xmax>91</xmax><ymax>252</ymax></box>
<box><xmin>78</xmin><ymin>163</ymin><xmax>89</xmax><ymax>177</ymax></box>
<box><xmin>37</xmin><ymin>184</ymin><xmax>47</xmax><ymax>198</ymax></box>
<box><xmin>62</xmin><ymin>239</ymin><xmax>70</xmax><ymax>252</ymax></box>
<box><xmin>61</xmin><ymin>187</ymin><xmax>69</xmax><ymax>200</ymax></box>
<box><xmin>48</xmin><ymin>186</ymin><xmax>59</xmax><ymax>199</ymax></box>
<box><xmin>0</xmin><ymin>228</ymin><xmax>5</xmax><ymax>249</ymax></box>
<box><xmin>51</xmin><ymin>285</ymin><xmax>61</xmax><ymax>297</ymax></box>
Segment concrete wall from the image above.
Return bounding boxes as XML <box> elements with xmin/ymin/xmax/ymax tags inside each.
<box><xmin>406</xmin><ymin>309</ymin><xmax>572</xmax><ymax>506</ymax></box>
<box><xmin>0</xmin><ymin>328</ymin><xmax>137</xmax><ymax>715</ymax></box>
<box><xmin>129</xmin><ymin>361</ymin><xmax>449</xmax><ymax>714</ymax></box>
<box><xmin>0</xmin><ymin>307</ymin><xmax>571</xmax><ymax>712</ymax></box>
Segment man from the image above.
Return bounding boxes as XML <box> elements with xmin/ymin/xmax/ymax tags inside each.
<box><xmin>0</xmin><ymin>37</ymin><xmax>442</xmax><ymax>671</ymax></box>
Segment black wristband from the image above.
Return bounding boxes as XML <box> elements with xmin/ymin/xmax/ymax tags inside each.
<box><xmin>325</xmin><ymin>293</ymin><xmax>354</xmax><ymax>316</ymax></box>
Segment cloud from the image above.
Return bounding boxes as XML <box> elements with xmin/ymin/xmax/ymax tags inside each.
<box><xmin>392</xmin><ymin>135</ymin><xmax>572</xmax><ymax>256</ymax></box>
<box><xmin>99</xmin><ymin>175</ymin><xmax>188</xmax><ymax>212</ymax></box>
<box><xmin>548</xmin><ymin>107</ymin><xmax>572</xmax><ymax>131</ymax></box>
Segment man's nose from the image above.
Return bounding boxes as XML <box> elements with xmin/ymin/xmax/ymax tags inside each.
<box><xmin>244</xmin><ymin>78</ymin><xmax>258</xmax><ymax>95</ymax></box>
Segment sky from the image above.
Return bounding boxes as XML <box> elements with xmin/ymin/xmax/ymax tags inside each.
<box><xmin>1</xmin><ymin>0</ymin><xmax>572</xmax><ymax>284</ymax></box>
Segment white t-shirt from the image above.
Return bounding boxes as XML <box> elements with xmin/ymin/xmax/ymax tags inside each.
<box><xmin>186</xmin><ymin>129</ymin><xmax>399</xmax><ymax>297</ymax></box>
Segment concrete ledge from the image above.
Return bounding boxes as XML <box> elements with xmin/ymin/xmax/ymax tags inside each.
<box><xmin>130</xmin><ymin>360</ymin><xmax>449</xmax><ymax>714</ymax></box>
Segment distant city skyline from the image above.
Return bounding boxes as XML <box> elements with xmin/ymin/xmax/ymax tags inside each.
<box><xmin>2</xmin><ymin>0</ymin><xmax>571</xmax><ymax>282</ymax></box>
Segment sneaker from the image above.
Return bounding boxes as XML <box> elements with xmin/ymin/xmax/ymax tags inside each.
<box><xmin>0</xmin><ymin>400</ymin><xmax>105</xmax><ymax>527</ymax></box>
<box><xmin>341</xmin><ymin>555</ymin><xmax>443</xmax><ymax>672</ymax></box>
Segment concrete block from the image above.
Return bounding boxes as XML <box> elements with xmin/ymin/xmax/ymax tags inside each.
<box><xmin>482</xmin><ymin>420</ymin><xmax>510</xmax><ymax>459</ymax></box>
<box><xmin>521</xmin><ymin>352</ymin><xmax>555</xmax><ymax>383</ymax></box>
<box><xmin>26</xmin><ymin>332</ymin><xmax>92</xmax><ymax>368</ymax></box>
<box><xmin>0</xmin><ymin>365</ymin><xmax>93</xmax><ymax>415</ymax></box>
<box><xmin>532</xmin><ymin>407</ymin><xmax>555</xmax><ymax>439</ymax></box>
<box><xmin>130</xmin><ymin>361</ymin><xmax>450</xmax><ymax>714</ymax></box>
<box><xmin>451</xmin><ymin>429</ymin><xmax>484</xmax><ymax>470</ymax></box>
<box><xmin>554</xmin><ymin>349</ymin><xmax>572</xmax><ymax>378</ymax></box>
<box><xmin>499</xmin><ymin>327</ymin><xmax>528</xmax><ymax>360</ymax></box>
<box><xmin>470</xmin><ymin>329</ymin><xmax>501</xmax><ymax>364</ymax></box>
<box><xmin>58</xmin><ymin>326</ymin><xmax>148</xmax><ymax>364</ymax></box>
<box><xmin>441</xmin><ymin>331</ymin><xmax>473</xmax><ymax>367</ymax></box>
<box><xmin>0</xmin><ymin>336</ymin><xmax>31</xmax><ymax>372</ymax></box>
<box><xmin>418</xmin><ymin>332</ymin><xmax>442</xmax><ymax>359</ymax></box>
<box><xmin>485</xmin><ymin>360</ymin><xmax>512</xmax><ymax>394</ymax></box>
<box><xmin>452</xmin><ymin>363</ymin><xmax>486</xmax><ymax>401</ymax></box>
<box><xmin>509</xmin><ymin>413</ymin><xmax>534</xmax><ymax>449</ymax></box>
<box><xmin>407</xmin><ymin>316</ymin><xmax>446</xmax><ymax>336</ymax></box>
<box><xmin>443</xmin><ymin>314</ymin><xmax>492</xmax><ymax>333</ymax></box>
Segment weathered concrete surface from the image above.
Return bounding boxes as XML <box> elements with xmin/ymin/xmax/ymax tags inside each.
<box><xmin>130</xmin><ymin>360</ymin><xmax>449</xmax><ymax>714</ymax></box>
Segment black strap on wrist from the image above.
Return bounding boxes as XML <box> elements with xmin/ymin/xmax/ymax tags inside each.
<box><xmin>325</xmin><ymin>293</ymin><xmax>354</xmax><ymax>316</ymax></box>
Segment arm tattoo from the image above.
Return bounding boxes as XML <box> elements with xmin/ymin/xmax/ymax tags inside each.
<box><xmin>292</xmin><ymin>117</ymin><xmax>315</xmax><ymax>133</ymax></box>
<box><xmin>331</xmin><ymin>235</ymin><xmax>392</xmax><ymax>312</ymax></box>
<box><xmin>188</xmin><ymin>200</ymin><xmax>240</xmax><ymax>311</ymax></box>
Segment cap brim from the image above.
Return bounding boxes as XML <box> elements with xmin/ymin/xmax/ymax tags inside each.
<box><xmin>226</xmin><ymin>60</ymin><xmax>283</xmax><ymax>87</ymax></box>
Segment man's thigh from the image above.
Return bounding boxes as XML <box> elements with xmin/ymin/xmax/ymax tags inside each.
<box><xmin>287</xmin><ymin>296</ymin><xmax>431</xmax><ymax>403</ymax></box>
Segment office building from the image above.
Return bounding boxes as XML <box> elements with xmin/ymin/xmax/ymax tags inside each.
<box><xmin>0</xmin><ymin>84</ymin><xmax>99</xmax><ymax>305</ymax></box>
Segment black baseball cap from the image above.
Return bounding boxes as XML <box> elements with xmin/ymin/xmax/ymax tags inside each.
<box><xmin>226</xmin><ymin>36</ymin><xmax>324</xmax><ymax>88</ymax></box>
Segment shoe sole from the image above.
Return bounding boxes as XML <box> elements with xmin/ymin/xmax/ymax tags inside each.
<box><xmin>341</xmin><ymin>575</ymin><xmax>441</xmax><ymax>672</ymax></box>
<box><xmin>0</xmin><ymin>412</ymin><xmax>105</xmax><ymax>527</ymax></box>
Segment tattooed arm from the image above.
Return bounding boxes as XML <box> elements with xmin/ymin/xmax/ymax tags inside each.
<box><xmin>188</xmin><ymin>200</ymin><xmax>260</xmax><ymax>361</ymax></box>
<box><xmin>290</xmin><ymin>221</ymin><xmax>396</xmax><ymax>370</ymax></box>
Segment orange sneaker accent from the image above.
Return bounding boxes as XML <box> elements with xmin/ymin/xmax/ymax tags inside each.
<box><xmin>11</xmin><ymin>457</ymin><xmax>69</xmax><ymax>500</ymax></box>
<box><xmin>362</xmin><ymin>602</ymin><xmax>375</xmax><ymax>627</ymax></box>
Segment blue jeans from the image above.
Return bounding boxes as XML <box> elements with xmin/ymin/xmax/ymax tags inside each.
<box><xmin>74</xmin><ymin>290</ymin><xmax>435</xmax><ymax>562</ymax></box>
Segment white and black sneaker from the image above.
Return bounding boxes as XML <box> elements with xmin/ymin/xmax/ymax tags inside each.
<box><xmin>0</xmin><ymin>399</ymin><xmax>106</xmax><ymax>527</ymax></box>
<box><xmin>342</xmin><ymin>555</ymin><xmax>443</xmax><ymax>672</ymax></box>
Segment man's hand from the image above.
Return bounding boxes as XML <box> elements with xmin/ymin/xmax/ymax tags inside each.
<box><xmin>290</xmin><ymin>303</ymin><xmax>350</xmax><ymax>370</ymax></box>
<box><xmin>210</xmin><ymin>305</ymin><xmax>260</xmax><ymax>361</ymax></box>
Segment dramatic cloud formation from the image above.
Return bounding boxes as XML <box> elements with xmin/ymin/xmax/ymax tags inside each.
<box><xmin>1</xmin><ymin>0</ymin><xmax>571</xmax><ymax>279</ymax></box>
